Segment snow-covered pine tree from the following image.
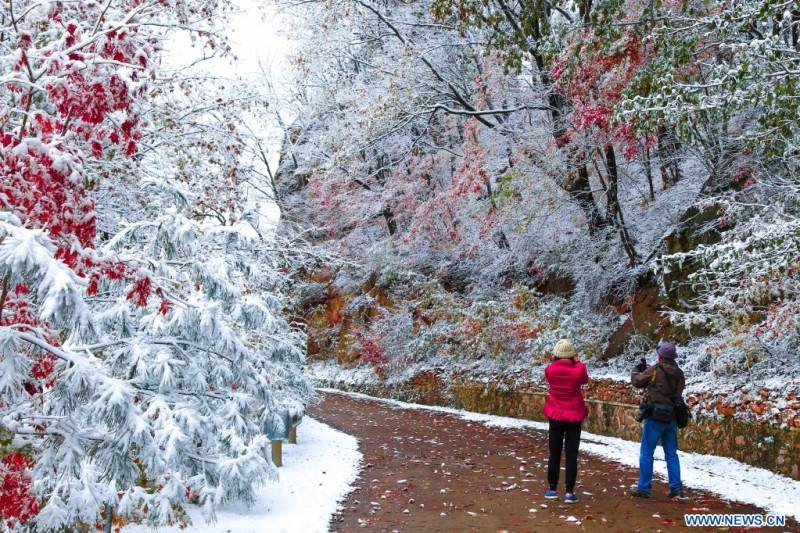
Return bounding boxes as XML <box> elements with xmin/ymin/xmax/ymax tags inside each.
<box><xmin>0</xmin><ymin>1</ymin><xmax>312</xmax><ymax>530</ymax></box>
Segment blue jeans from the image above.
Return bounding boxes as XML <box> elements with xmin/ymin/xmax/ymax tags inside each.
<box><xmin>637</xmin><ymin>418</ymin><xmax>682</xmax><ymax>493</ymax></box>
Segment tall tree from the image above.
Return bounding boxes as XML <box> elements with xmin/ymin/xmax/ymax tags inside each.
<box><xmin>0</xmin><ymin>2</ymin><xmax>312</xmax><ymax>529</ymax></box>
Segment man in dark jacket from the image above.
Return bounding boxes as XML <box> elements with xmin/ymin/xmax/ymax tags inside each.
<box><xmin>630</xmin><ymin>341</ymin><xmax>687</xmax><ymax>499</ymax></box>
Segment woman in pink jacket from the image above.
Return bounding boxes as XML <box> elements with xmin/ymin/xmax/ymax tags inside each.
<box><xmin>543</xmin><ymin>339</ymin><xmax>589</xmax><ymax>504</ymax></box>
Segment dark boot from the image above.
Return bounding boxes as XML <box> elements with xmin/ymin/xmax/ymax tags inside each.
<box><xmin>668</xmin><ymin>488</ymin><xmax>688</xmax><ymax>500</ymax></box>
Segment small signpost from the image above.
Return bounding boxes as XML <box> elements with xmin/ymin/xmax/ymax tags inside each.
<box><xmin>266</xmin><ymin>410</ymin><xmax>303</xmax><ymax>467</ymax></box>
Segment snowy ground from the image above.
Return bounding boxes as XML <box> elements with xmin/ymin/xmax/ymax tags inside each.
<box><xmin>124</xmin><ymin>417</ymin><xmax>361</xmax><ymax>533</ymax></box>
<box><xmin>319</xmin><ymin>388</ymin><xmax>800</xmax><ymax>521</ymax></box>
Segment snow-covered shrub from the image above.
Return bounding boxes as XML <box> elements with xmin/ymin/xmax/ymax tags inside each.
<box><xmin>656</xmin><ymin>171</ymin><xmax>800</xmax><ymax>379</ymax></box>
<box><xmin>346</xmin><ymin>281</ymin><xmax>612</xmax><ymax>378</ymax></box>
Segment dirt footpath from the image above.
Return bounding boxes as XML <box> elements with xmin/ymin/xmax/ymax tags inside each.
<box><xmin>309</xmin><ymin>391</ymin><xmax>797</xmax><ymax>532</ymax></box>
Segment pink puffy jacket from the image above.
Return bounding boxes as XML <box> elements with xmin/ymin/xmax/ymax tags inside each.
<box><xmin>543</xmin><ymin>358</ymin><xmax>589</xmax><ymax>422</ymax></box>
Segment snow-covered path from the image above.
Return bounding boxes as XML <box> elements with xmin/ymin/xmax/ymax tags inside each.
<box><xmin>312</xmin><ymin>389</ymin><xmax>800</xmax><ymax>531</ymax></box>
<box><xmin>124</xmin><ymin>417</ymin><xmax>361</xmax><ymax>533</ymax></box>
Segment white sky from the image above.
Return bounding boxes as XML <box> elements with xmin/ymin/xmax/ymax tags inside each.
<box><xmin>226</xmin><ymin>1</ymin><xmax>293</xmax><ymax>80</ymax></box>
<box><xmin>163</xmin><ymin>0</ymin><xmax>297</xmax><ymax>224</ymax></box>
<box><xmin>166</xmin><ymin>0</ymin><xmax>294</xmax><ymax>81</ymax></box>
<box><xmin>164</xmin><ymin>0</ymin><xmax>296</xmax><ymax>166</ymax></box>
<box><xmin>227</xmin><ymin>0</ymin><xmax>297</xmax><ymax>172</ymax></box>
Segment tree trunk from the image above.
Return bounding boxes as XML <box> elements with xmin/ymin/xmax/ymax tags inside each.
<box><xmin>604</xmin><ymin>145</ymin><xmax>639</xmax><ymax>265</ymax></box>
<box><xmin>0</xmin><ymin>277</ymin><xmax>8</xmax><ymax>322</ymax></box>
<box><xmin>103</xmin><ymin>504</ymin><xmax>114</xmax><ymax>533</ymax></box>
<box><xmin>562</xmin><ymin>158</ymin><xmax>607</xmax><ymax>235</ymax></box>
<box><xmin>381</xmin><ymin>207</ymin><xmax>397</xmax><ymax>236</ymax></box>
<box><xmin>644</xmin><ymin>145</ymin><xmax>655</xmax><ymax>202</ymax></box>
<box><xmin>486</xmin><ymin>179</ymin><xmax>510</xmax><ymax>249</ymax></box>
<box><xmin>657</xmin><ymin>127</ymin><xmax>681</xmax><ymax>189</ymax></box>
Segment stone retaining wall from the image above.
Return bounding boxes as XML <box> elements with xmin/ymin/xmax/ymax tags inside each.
<box><xmin>319</xmin><ymin>372</ymin><xmax>800</xmax><ymax>480</ymax></box>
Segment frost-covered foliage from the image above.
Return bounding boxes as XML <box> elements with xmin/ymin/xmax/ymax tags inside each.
<box><xmin>656</xmin><ymin>172</ymin><xmax>800</xmax><ymax>371</ymax></box>
<box><xmin>345</xmin><ymin>281</ymin><xmax>612</xmax><ymax>377</ymax></box>
<box><xmin>628</xmin><ymin>0</ymin><xmax>800</xmax><ymax>373</ymax></box>
<box><xmin>613</xmin><ymin>0</ymin><xmax>800</xmax><ymax>163</ymax></box>
<box><xmin>0</xmin><ymin>2</ymin><xmax>312</xmax><ymax>530</ymax></box>
<box><xmin>277</xmin><ymin>0</ymin><xmax>800</xmax><ymax>396</ymax></box>
<box><xmin>276</xmin><ymin>0</ymin><xmax>707</xmax><ymax>303</ymax></box>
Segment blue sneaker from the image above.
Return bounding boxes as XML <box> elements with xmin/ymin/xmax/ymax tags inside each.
<box><xmin>544</xmin><ymin>489</ymin><xmax>558</xmax><ymax>500</ymax></box>
<box><xmin>564</xmin><ymin>492</ymin><xmax>578</xmax><ymax>504</ymax></box>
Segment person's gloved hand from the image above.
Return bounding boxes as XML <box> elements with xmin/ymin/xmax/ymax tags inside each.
<box><xmin>635</xmin><ymin>358</ymin><xmax>647</xmax><ymax>373</ymax></box>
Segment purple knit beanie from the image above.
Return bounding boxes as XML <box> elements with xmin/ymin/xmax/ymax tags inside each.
<box><xmin>657</xmin><ymin>341</ymin><xmax>677</xmax><ymax>359</ymax></box>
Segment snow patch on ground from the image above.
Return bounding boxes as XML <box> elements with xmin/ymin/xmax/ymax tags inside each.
<box><xmin>320</xmin><ymin>388</ymin><xmax>800</xmax><ymax>521</ymax></box>
<box><xmin>309</xmin><ymin>359</ymin><xmax>381</xmax><ymax>386</ymax></box>
<box><xmin>124</xmin><ymin>417</ymin><xmax>361</xmax><ymax>533</ymax></box>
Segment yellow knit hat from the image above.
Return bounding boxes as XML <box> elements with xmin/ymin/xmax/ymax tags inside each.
<box><xmin>553</xmin><ymin>339</ymin><xmax>577</xmax><ymax>359</ymax></box>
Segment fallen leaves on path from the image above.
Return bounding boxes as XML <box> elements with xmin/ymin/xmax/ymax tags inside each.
<box><xmin>312</xmin><ymin>392</ymin><xmax>795</xmax><ymax>532</ymax></box>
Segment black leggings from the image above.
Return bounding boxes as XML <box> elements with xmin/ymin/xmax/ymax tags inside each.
<box><xmin>547</xmin><ymin>419</ymin><xmax>582</xmax><ymax>493</ymax></box>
